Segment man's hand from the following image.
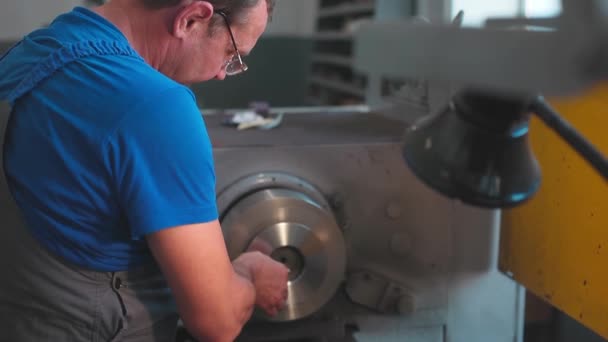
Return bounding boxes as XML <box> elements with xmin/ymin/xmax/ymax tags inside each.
<box><xmin>233</xmin><ymin>251</ymin><xmax>289</xmax><ymax>316</ymax></box>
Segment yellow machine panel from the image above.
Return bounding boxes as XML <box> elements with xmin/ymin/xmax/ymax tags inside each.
<box><xmin>500</xmin><ymin>84</ymin><xmax>608</xmax><ymax>339</ymax></box>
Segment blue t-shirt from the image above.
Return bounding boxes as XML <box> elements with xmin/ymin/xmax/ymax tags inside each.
<box><xmin>0</xmin><ymin>7</ymin><xmax>218</xmax><ymax>271</ymax></box>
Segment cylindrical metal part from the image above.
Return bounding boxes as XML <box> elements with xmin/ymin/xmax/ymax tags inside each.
<box><xmin>218</xmin><ymin>174</ymin><xmax>346</xmax><ymax>322</ymax></box>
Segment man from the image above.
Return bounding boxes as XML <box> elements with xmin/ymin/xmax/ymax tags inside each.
<box><xmin>0</xmin><ymin>0</ymin><xmax>288</xmax><ymax>341</ymax></box>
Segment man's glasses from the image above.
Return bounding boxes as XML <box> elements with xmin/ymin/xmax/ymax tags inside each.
<box><xmin>215</xmin><ymin>11</ymin><xmax>248</xmax><ymax>76</ymax></box>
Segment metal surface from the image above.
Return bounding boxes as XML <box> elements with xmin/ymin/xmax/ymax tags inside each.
<box><xmin>353</xmin><ymin>0</ymin><xmax>608</xmax><ymax>96</ymax></box>
<box><xmin>220</xmin><ymin>185</ymin><xmax>346</xmax><ymax>322</ymax></box>
<box><xmin>202</xmin><ymin>105</ymin><xmax>372</xmax><ymax>116</ymax></box>
<box><xmin>205</xmin><ymin>111</ymin><xmax>405</xmax><ymax>148</ymax></box>
<box><xmin>346</xmin><ymin>270</ymin><xmax>417</xmax><ymax>315</ymax></box>
<box><xmin>209</xmin><ymin>110</ymin><xmax>524</xmax><ymax>342</ymax></box>
<box><xmin>354</xmin><ymin>21</ymin><xmax>585</xmax><ymax>95</ymax></box>
<box><xmin>500</xmin><ymin>83</ymin><xmax>608</xmax><ymax>339</ymax></box>
<box><xmin>217</xmin><ymin>172</ymin><xmax>331</xmax><ymax>220</ymax></box>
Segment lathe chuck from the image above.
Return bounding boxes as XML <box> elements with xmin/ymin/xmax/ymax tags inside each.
<box><xmin>218</xmin><ymin>174</ymin><xmax>346</xmax><ymax>321</ymax></box>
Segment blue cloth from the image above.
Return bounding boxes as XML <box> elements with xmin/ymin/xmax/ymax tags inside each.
<box><xmin>0</xmin><ymin>7</ymin><xmax>218</xmax><ymax>271</ymax></box>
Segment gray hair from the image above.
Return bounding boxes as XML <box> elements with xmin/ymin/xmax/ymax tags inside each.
<box><xmin>142</xmin><ymin>0</ymin><xmax>275</xmax><ymax>26</ymax></box>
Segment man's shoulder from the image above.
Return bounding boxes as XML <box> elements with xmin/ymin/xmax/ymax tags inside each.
<box><xmin>103</xmin><ymin>59</ymin><xmax>196</xmax><ymax>112</ymax></box>
<box><xmin>88</xmin><ymin>60</ymin><xmax>199</xmax><ymax>127</ymax></box>
<box><xmin>95</xmin><ymin>54</ymin><xmax>183</xmax><ymax>92</ymax></box>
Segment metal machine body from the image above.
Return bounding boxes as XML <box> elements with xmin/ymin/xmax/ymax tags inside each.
<box><xmin>353</xmin><ymin>0</ymin><xmax>608</xmax><ymax>97</ymax></box>
<box><xmin>206</xmin><ymin>111</ymin><xmax>524</xmax><ymax>342</ymax></box>
<box><xmin>352</xmin><ymin>1</ymin><xmax>608</xmax><ymax>338</ymax></box>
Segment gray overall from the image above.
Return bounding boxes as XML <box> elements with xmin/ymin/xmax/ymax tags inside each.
<box><xmin>0</xmin><ymin>45</ymin><xmax>179</xmax><ymax>342</ymax></box>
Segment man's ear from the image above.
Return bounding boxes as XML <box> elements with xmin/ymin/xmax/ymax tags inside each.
<box><xmin>172</xmin><ymin>1</ymin><xmax>214</xmax><ymax>39</ymax></box>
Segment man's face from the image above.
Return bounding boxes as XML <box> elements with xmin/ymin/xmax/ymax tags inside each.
<box><xmin>172</xmin><ymin>1</ymin><xmax>268</xmax><ymax>84</ymax></box>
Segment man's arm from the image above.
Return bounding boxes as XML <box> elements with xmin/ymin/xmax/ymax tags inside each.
<box><xmin>146</xmin><ymin>220</ymin><xmax>255</xmax><ymax>342</ymax></box>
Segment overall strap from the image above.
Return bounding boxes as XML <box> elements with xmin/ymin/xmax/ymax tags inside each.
<box><xmin>8</xmin><ymin>39</ymin><xmax>142</xmax><ymax>104</ymax></box>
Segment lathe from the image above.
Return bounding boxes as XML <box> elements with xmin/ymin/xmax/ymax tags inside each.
<box><xmin>181</xmin><ymin>107</ymin><xmax>519</xmax><ymax>342</ymax></box>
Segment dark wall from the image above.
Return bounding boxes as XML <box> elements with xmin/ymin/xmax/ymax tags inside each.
<box><xmin>191</xmin><ymin>36</ymin><xmax>313</xmax><ymax>109</ymax></box>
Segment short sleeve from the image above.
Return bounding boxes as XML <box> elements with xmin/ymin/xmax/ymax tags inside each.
<box><xmin>104</xmin><ymin>86</ymin><xmax>217</xmax><ymax>239</ymax></box>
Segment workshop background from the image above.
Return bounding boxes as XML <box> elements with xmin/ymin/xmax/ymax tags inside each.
<box><xmin>1</xmin><ymin>1</ymin><xmax>607</xmax><ymax>342</ymax></box>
